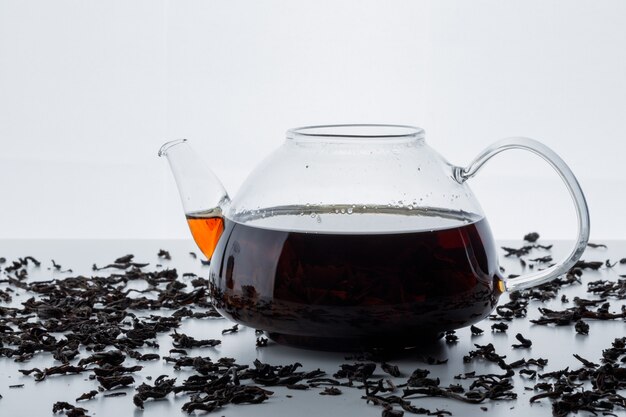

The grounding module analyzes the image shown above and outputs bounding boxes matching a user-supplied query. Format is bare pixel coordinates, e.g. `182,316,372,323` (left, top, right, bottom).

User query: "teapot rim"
286,124,425,142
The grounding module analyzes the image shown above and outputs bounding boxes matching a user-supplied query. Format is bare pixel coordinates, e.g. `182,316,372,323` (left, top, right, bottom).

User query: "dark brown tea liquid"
197,207,504,350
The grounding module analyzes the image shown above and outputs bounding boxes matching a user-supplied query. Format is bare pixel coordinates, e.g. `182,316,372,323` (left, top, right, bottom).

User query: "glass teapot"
159,124,589,350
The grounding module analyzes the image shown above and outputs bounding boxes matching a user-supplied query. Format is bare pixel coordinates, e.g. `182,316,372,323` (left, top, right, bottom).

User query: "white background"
0,0,625,240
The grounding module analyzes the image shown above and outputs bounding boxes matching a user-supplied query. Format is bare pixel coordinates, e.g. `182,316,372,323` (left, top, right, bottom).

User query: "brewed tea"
205,207,504,349
186,212,224,259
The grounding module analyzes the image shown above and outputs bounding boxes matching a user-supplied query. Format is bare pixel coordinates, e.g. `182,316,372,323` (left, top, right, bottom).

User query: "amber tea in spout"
186,211,224,259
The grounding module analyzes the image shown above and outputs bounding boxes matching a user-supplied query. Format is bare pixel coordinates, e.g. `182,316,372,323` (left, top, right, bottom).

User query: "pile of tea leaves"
1,236,626,416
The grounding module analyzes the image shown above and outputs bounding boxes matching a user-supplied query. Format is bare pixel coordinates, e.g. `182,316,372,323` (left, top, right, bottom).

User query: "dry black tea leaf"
587,243,607,249
97,375,135,390
491,322,509,332
114,254,134,264
134,353,160,361
518,369,536,378
103,392,127,397
320,386,342,395
78,351,126,367
575,320,590,335
133,375,176,409
75,390,98,402
524,232,540,242
574,260,603,270
222,324,239,335
19,364,87,381
52,402,90,417
470,325,484,335
572,354,597,368
334,363,376,382
381,408,404,417
512,333,532,349
445,331,458,344
529,256,553,263
381,363,401,377
170,330,221,348
157,249,171,260
22,256,41,267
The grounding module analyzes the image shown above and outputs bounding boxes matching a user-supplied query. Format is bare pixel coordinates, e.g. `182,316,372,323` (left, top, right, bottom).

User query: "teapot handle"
453,137,590,292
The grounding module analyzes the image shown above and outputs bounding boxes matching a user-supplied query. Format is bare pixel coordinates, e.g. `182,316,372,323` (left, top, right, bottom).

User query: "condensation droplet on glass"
347,207,353,214
408,205,414,210
310,212,316,218
316,215,322,223
341,208,346,214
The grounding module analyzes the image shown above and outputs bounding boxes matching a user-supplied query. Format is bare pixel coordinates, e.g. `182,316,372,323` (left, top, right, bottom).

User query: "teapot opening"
287,124,424,143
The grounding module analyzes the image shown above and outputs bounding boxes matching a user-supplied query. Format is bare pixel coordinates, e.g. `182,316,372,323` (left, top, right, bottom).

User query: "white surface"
0,238,625,416
0,1,625,239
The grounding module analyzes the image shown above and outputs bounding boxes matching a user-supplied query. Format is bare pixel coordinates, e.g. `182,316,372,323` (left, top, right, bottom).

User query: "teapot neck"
286,124,425,144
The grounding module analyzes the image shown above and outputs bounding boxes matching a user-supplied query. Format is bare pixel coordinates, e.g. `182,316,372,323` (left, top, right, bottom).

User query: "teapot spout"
159,139,230,259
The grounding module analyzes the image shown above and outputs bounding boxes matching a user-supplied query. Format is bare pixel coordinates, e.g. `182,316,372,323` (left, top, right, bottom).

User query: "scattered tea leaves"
1,239,625,416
